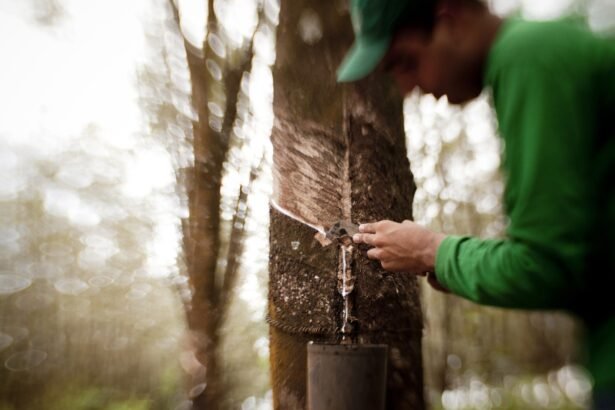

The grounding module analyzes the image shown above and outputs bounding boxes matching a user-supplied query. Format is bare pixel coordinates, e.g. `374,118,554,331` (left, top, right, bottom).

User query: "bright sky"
0,0,182,278
0,0,147,146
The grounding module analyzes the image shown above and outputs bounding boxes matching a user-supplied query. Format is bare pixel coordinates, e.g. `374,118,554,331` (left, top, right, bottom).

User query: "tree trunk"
182,40,226,410
172,1,258,407
269,1,425,409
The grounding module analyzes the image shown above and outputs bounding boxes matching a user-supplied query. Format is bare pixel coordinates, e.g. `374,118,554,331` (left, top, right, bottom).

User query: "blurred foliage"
0,0,188,409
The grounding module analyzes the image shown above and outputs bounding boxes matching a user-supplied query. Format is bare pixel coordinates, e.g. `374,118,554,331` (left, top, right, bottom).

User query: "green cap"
336,0,414,82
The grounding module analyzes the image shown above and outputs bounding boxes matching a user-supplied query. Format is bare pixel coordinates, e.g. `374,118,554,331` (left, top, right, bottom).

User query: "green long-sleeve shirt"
435,18,615,391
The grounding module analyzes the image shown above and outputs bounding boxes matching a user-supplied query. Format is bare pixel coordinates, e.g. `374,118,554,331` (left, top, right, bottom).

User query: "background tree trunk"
269,1,425,408
171,1,261,407
179,5,227,406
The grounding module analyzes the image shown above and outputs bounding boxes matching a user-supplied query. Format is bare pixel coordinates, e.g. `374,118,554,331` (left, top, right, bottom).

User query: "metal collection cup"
307,343,388,410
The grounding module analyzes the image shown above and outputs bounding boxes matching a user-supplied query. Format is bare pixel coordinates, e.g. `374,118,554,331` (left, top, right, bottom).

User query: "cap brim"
336,36,391,83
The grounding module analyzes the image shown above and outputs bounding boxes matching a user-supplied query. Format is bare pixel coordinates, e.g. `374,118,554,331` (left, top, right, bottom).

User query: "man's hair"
394,1,437,32
394,0,486,32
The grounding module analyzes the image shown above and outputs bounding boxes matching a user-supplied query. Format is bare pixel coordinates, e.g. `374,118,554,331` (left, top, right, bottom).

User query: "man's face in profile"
380,22,483,104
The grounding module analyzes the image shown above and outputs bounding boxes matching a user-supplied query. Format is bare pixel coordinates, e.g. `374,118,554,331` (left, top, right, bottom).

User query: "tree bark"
269,1,425,409
171,1,259,407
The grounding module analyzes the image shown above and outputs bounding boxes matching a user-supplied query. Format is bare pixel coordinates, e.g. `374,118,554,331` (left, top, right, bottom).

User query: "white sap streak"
269,199,326,235
342,246,349,326
340,244,354,337
341,246,346,292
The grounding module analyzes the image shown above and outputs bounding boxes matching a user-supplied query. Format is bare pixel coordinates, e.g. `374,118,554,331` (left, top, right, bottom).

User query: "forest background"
0,0,613,409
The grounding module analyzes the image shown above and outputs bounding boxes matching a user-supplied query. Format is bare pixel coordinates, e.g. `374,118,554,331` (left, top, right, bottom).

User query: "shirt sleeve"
434,63,594,310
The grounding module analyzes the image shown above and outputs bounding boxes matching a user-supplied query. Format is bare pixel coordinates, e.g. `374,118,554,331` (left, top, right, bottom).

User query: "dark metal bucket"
306,343,388,410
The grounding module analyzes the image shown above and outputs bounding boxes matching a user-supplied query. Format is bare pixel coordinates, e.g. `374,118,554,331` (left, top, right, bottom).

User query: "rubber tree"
268,1,425,408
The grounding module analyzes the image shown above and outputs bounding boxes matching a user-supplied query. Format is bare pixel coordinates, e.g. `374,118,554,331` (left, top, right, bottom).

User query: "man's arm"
356,59,594,310
433,55,595,309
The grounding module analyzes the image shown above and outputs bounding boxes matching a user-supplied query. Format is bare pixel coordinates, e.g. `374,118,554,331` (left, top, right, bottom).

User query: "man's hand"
352,220,449,291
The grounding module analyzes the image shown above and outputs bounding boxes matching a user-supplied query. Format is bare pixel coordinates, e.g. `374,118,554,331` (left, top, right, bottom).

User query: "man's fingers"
366,247,382,260
359,222,378,233
352,233,376,245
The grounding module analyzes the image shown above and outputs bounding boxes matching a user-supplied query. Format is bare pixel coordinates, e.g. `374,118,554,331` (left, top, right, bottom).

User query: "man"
338,0,615,407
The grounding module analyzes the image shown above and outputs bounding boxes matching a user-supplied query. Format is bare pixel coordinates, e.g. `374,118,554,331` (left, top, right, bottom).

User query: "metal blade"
325,221,359,242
